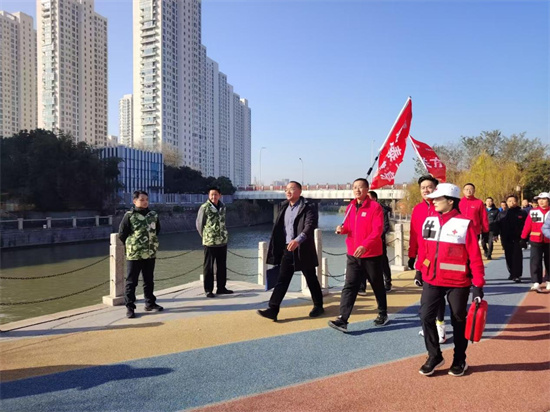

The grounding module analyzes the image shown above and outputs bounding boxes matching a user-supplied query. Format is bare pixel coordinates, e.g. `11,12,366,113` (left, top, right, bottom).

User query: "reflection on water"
0,212,394,324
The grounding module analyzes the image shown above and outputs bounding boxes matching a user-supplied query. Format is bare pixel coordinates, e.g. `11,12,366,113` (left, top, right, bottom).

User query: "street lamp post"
259,147,267,186
299,157,304,185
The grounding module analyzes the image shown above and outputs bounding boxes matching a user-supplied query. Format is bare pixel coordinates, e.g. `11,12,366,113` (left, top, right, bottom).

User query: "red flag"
408,135,447,182
370,98,412,189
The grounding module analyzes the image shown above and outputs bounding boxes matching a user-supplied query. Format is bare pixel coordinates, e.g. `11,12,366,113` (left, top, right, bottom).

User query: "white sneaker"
546,282,550,291
531,282,542,293
436,320,446,343
418,329,424,337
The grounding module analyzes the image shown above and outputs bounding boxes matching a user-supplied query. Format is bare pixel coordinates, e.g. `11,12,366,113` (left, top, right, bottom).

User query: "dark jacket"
496,206,527,241
266,197,318,271
381,203,392,236
486,206,499,233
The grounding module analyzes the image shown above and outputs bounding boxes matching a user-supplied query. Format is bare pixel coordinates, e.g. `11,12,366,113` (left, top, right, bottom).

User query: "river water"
0,212,395,324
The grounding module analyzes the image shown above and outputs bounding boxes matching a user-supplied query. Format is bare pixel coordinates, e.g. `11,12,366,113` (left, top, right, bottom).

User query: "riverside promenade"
1,245,549,412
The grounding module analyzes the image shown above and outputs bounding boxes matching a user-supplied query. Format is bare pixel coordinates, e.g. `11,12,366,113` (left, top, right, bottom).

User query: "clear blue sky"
3,0,549,185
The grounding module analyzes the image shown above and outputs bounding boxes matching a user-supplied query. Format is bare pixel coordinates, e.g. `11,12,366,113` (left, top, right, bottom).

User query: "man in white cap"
417,183,485,377
521,192,550,292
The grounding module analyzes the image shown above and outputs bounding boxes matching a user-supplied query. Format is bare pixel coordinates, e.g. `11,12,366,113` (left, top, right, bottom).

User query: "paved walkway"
1,245,549,412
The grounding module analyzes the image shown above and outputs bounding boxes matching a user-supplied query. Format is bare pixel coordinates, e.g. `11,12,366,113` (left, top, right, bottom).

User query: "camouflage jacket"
118,208,160,260
196,200,228,247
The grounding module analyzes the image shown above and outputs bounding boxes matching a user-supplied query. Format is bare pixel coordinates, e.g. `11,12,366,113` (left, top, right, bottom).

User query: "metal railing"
1,226,410,307
0,216,113,231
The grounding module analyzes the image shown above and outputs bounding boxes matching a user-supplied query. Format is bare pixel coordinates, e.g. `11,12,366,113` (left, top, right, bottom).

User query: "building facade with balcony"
119,94,133,146
132,0,251,186
0,11,37,137
36,0,108,146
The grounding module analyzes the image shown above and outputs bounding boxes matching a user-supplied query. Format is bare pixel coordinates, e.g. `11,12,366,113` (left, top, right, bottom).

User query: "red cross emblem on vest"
452,230,458,235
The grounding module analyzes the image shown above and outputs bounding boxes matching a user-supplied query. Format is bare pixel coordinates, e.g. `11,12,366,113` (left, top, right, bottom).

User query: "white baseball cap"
427,183,461,199
534,192,550,200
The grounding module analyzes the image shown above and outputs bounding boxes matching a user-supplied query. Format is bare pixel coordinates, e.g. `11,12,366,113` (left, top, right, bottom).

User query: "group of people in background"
116,176,549,377
483,191,550,291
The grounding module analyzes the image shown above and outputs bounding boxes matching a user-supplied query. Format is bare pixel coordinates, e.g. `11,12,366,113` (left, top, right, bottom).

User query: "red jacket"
418,209,485,288
459,196,489,236
521,207,550,244
408,200,436,261
340,198,383,258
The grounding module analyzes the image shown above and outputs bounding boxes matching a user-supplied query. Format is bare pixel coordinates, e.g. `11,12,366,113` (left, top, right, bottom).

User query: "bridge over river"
234,184,406,202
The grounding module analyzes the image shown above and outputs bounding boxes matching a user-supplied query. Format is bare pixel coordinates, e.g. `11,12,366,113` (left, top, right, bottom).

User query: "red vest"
521,207,550,244
418,209,485,288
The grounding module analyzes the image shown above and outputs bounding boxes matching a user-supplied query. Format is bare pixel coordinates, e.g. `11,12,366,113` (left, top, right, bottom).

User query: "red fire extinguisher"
465,299,488,343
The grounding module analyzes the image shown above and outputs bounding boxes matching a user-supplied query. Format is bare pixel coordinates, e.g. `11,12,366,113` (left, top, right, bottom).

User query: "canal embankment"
0,201,273,249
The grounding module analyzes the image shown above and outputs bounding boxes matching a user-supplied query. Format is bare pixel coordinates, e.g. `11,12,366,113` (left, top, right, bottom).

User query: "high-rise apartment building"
133,0,251,185
119,94,133,146
201,58,251,187
133,0,201,168
0,11,37,137
36,0,108,146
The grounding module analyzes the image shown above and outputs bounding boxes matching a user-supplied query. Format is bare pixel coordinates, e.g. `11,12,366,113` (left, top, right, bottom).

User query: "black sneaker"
374,314,389,326
513,278,521,283
328,318,348,333
448,361,468,376
486,256,492,260
385,283,392,292
357,289,367,296
216,288,234,295
257,308,278,321
144,303,164,312
205,292,215,298
309,306,324,317
126,307,135,319
419,355,445,376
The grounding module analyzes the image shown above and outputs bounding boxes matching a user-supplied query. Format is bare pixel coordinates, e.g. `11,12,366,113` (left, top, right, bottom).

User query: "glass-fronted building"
101,146,164,203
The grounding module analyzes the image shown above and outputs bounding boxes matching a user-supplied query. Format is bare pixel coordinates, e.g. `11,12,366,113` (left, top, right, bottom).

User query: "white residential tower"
0,11,37,137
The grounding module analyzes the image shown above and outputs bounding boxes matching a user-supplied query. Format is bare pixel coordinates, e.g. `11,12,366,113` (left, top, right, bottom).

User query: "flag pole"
408,135,430,173
366,96,412,178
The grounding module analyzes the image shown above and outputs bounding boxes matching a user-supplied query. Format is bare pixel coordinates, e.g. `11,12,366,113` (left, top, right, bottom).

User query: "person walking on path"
499,201,507,212
357,190,392,294
196,186,233,297
417,183,485,377
522,199,533,214
496,195,527,283
408,175,447,344
459,183,489,240
482,197,500,260
119,190,163,319
257,181,324,321
328,178,388,333
541,216,550,244
520,192,550,292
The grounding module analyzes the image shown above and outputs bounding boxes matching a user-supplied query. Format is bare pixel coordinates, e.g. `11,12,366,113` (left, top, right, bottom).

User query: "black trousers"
269,249,323,312
340,254,387,322
203,245,227,293
481,232,496,258
125,258,157,309
420,283,470,363
501,238,523,279
530,242,550,284
360,240,391,289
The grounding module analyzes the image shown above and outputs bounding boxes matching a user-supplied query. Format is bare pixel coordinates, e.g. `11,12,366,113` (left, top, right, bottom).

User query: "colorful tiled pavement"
1,248,549,412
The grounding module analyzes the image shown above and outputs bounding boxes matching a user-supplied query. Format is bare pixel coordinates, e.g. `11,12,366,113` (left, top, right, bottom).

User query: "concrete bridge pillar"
103,233,125,306
258,241,267,286
302,229,328,297
390,223,408,271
